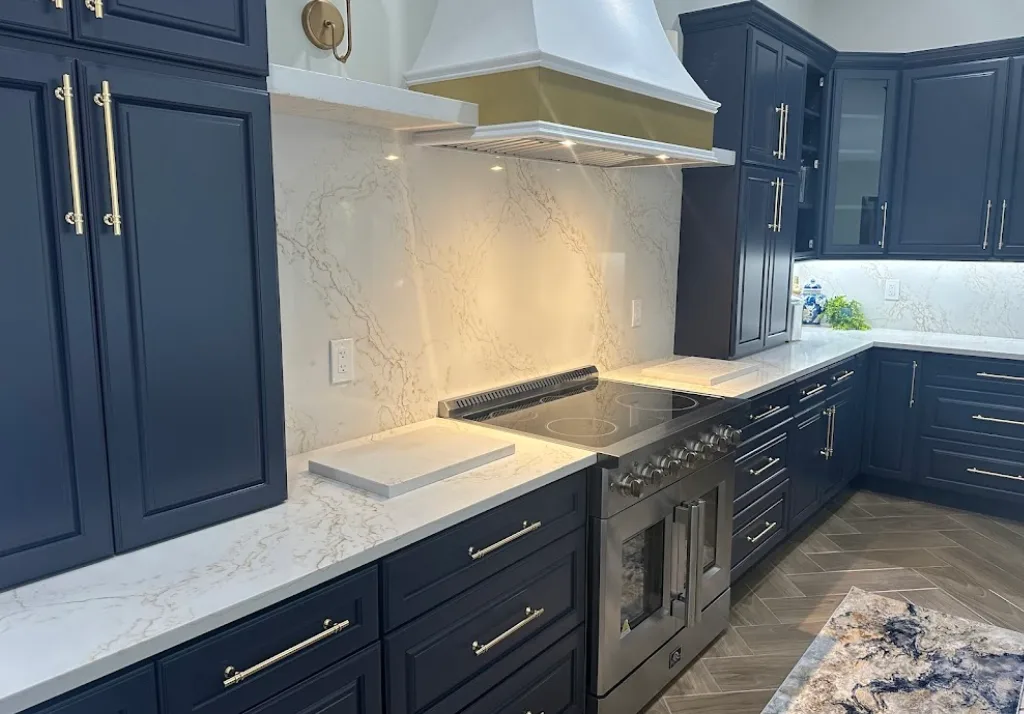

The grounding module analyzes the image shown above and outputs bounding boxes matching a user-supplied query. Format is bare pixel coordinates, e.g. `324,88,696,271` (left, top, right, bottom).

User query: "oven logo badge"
669,647,683,668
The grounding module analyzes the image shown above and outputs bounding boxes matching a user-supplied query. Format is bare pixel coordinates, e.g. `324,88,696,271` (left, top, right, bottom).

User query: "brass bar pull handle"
768,179,780,231
469,521,541,560
879,202,888,249
93,81,122,236
829,405,836,457
972,414,1024,427
84,0,103,18
777,178,785,231
801,384,827,399
977,371,1024,382
52,0,65,9
781,104,790,160
983,199,993,249
999,199,1008,250
55,74,85,235
773,105,785,159
747,520,778,544
749,457,780,477
967,467,1024,482
751,405,783,423
833,370,855,385
472,607,545,656
909,360,918,408
223,618,350,687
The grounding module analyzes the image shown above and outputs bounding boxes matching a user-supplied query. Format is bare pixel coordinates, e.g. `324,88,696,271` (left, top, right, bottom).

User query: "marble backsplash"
799,259,1024,338
272,114,683,454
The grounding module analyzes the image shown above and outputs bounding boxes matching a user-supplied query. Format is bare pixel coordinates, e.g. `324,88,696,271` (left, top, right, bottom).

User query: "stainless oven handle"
687,500,705,625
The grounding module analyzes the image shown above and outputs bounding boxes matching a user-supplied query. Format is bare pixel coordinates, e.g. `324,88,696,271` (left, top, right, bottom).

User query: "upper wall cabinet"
0,0,71,38
744,30,808,173
996,56,1024,258
821,70,900,256
889,59,1010,257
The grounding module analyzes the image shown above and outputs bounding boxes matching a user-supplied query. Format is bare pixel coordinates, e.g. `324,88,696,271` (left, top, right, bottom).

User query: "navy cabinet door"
72,0,267,75
764,170,797,349
821,70,900,256
35,666,158,714
0,46,113,590
890,59,1009,257
0,0,70,37
862,351,921,481
778,46,807,174
743,30,784,168
996,57,1024,258
789,407,828,527
79,61,285,550
734,166,777,357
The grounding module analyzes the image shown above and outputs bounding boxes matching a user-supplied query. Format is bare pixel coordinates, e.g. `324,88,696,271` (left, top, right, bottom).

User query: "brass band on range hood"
410,67,715,151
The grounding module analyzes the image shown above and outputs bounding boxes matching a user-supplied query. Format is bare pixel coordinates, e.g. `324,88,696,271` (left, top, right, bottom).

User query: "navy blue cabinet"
71,0,268,76
996,56,1024,258
890,59,1010,257
78,60,284,550
0,0,70,38
821,69,900,256
788,406,828,527
31,666,158,714
779,46,808,174
766,168,797,347
862,351,921,481
742,31,807,172
0,45,114,590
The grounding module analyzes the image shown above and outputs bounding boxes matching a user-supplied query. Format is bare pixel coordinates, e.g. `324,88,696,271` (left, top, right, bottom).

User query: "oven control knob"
713,424,742,446
641,462,670,485
615,474,645,498
668,447,699,468
700,432,728,453
685,439,711,460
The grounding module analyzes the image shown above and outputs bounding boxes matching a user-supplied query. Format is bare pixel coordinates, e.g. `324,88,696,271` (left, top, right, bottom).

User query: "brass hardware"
469,521,541,560
909,360,918,408
52,0,65,9
967,467,1024,482
801,384,827,399
472,607,545,656
751,405,783,423
977,371,1024,382
747,520,778,544
781,104,790,160
773,105,785,159
55,74,84,235
983,199,993,249
93,81,122,236
84,0,103,18
999,199,1008,250
302,0,353,63
833,370,855,385
223,618,350,687
749,457,781,478
879,202,888,249
829,405,836,457
777,177,785,231
769,179,780,232
972,414,1024,428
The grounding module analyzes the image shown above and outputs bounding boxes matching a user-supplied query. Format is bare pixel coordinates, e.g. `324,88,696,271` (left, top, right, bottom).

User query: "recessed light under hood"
405,0,734,169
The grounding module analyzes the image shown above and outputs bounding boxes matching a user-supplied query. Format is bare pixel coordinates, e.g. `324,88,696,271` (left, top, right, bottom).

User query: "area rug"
762,588,1024,714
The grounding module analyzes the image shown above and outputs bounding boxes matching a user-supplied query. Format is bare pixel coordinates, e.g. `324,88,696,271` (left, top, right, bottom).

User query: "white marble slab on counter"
0,419,595,714
605,327,1024,399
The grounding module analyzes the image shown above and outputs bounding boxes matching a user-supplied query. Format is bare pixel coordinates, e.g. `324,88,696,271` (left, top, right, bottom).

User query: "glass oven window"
620,522,665,637
701,490,719,573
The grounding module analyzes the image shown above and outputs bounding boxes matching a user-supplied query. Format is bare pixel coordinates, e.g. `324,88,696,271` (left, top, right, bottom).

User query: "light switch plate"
631,299,643,328
884,279,900,301
330,338,354,384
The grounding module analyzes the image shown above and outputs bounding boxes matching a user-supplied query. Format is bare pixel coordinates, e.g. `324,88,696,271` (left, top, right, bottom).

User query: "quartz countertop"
0,419,596,714
604,327,1024,398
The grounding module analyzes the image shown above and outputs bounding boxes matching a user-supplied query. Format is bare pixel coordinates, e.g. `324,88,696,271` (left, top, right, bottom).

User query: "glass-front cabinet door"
822,69,900,256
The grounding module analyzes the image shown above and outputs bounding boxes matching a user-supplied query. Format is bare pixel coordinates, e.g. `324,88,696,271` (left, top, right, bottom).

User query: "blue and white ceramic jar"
802,279,827,325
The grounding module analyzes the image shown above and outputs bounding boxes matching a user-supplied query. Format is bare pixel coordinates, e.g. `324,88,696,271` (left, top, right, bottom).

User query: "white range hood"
406,0,734,169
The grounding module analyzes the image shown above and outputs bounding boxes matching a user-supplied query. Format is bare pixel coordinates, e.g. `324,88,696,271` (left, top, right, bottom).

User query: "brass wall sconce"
302,0,353,63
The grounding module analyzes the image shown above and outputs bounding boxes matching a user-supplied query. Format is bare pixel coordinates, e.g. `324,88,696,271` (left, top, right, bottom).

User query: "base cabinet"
30,667,157,714
789,407,829,527
862,351,922,480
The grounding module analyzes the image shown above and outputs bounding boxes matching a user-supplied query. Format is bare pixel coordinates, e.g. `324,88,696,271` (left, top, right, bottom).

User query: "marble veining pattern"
764,588,1024,714
799,260,1024,338
0,420,595,714
273,113,682,454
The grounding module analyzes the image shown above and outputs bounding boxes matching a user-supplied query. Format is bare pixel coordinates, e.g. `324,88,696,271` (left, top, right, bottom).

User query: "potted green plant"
822,295,870,331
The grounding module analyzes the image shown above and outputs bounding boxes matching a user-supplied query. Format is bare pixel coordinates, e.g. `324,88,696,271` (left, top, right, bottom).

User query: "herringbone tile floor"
643,489,1024,714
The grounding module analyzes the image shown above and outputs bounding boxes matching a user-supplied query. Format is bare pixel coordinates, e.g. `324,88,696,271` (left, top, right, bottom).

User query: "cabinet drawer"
742,386,793,443
159,566,379,714
444,627,585,714
385,530,586,714
383,471,586,630
922,386,1024,449
918,438,1024,501
923,354,1024,396
826,355,864,392
244,644,382,714
792,372,831,410
735,431,788,512
732,480,789,578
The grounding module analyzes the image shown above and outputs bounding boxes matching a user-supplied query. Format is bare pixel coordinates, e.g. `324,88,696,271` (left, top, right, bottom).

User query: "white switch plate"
330,338,354,384
631,299,643,328
884,279,901,301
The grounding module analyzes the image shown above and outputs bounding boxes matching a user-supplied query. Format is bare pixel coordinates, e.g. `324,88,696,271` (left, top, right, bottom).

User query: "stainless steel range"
439,367,749,714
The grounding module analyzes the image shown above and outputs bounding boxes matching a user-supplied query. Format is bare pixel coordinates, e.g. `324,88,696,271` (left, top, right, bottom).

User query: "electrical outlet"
330,338,354,384
631,299,643,328
884,279,901,301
